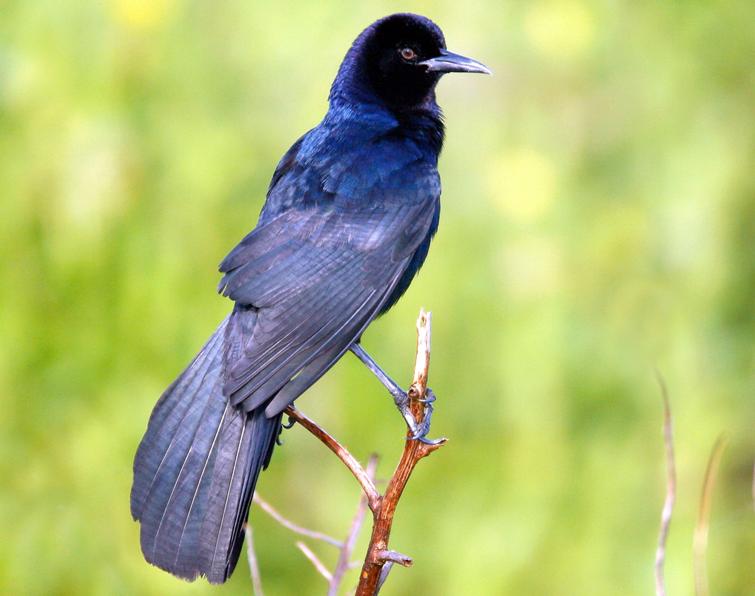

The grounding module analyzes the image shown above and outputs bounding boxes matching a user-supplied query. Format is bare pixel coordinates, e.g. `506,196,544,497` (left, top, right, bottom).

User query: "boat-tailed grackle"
131,12,489,583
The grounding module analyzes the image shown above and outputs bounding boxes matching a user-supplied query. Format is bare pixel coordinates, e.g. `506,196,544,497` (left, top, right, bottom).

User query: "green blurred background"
1,1,753,594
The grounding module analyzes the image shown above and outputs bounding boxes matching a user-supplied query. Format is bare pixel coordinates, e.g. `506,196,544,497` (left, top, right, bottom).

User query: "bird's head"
330,13,490,111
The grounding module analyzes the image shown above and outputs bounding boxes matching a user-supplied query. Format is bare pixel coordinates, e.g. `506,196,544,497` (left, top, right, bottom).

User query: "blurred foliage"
1,1,753,594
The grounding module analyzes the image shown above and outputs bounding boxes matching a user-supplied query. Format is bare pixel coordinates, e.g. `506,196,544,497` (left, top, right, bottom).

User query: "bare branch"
356,309,447,596
296,541,333,582
411,309,431,389
250,310,446,596
244,523,264,596
694,434,728,596
329,455,378,596
284,406,381,512
252,458,379,593
654,372,676,596
253,493,343,548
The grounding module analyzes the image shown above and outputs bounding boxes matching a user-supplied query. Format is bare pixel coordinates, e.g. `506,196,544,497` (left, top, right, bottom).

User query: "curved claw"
417,388,436,404
282,416,297,429
409,435,446,446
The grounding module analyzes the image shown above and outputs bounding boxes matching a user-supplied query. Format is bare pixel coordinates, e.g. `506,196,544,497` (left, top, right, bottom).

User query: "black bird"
131,13,489,583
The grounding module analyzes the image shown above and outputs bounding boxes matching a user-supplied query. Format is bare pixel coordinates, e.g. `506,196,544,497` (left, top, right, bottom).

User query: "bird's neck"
326,97,445,158
395,105,445,157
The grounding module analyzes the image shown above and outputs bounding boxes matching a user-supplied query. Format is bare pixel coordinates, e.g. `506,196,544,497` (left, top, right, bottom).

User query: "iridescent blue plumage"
131,12,486,584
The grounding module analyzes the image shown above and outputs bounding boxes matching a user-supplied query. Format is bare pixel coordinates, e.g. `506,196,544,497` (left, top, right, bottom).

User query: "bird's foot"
276,415,297,445
393,387,443,445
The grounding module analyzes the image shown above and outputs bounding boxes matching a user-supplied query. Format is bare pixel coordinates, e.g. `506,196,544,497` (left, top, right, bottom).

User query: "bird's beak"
420,49,491,75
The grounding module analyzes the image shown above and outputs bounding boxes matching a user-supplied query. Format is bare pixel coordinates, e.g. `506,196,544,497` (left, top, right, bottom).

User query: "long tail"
131,317,281,583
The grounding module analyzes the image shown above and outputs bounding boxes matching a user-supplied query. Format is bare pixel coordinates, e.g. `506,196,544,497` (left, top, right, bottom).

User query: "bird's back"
261,103,443,219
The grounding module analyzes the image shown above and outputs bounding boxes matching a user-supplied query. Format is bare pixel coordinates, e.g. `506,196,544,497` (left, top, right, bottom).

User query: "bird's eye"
399,47,417,62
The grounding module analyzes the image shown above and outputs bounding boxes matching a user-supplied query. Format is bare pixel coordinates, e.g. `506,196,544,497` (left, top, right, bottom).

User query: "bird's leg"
349,343,440,444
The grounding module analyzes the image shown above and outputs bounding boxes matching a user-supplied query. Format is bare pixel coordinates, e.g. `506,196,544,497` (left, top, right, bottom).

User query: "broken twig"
244,523,264,596
693,434,728,596
654,373,676,596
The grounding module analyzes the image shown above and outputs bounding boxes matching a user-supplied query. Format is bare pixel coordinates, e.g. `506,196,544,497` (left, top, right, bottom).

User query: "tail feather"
201,407,279,581
131,317,281,583
131,327,224,523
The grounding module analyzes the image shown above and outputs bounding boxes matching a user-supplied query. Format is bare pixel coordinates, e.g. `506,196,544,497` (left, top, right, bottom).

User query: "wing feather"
216,198,437,415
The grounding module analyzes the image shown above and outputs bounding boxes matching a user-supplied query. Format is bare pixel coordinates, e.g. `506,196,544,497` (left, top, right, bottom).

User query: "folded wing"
217,199,436,417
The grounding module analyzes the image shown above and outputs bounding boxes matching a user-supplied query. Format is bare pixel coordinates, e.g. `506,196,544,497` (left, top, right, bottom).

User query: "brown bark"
354,310,446,595
280,309,446,595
